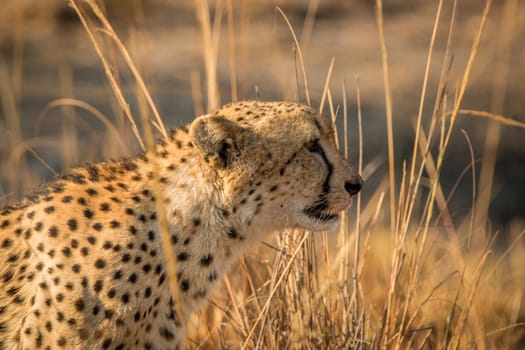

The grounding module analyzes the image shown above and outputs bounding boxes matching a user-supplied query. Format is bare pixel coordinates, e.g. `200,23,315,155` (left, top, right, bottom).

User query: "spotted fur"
0,101,362,349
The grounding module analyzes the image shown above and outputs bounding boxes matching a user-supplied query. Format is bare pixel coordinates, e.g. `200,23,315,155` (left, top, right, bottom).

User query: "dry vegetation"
1,0,525,349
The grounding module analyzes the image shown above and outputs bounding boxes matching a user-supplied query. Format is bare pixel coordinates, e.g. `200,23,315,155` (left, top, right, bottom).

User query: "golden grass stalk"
374,0,396,234
404,0,444,232
437,0,492,166
460,129,477,249
400,0,456,245
337,83,349,282
86,0,167,138
276,7,311,106
319,57,335,114
474,0,517,236
457,109,525,130
353,75,365,341
226,0,238,102
69,0,145,149
194,0,223,112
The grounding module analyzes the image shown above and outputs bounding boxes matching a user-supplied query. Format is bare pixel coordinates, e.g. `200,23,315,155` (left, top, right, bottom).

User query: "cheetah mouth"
303,197,352,223
303,206,339,222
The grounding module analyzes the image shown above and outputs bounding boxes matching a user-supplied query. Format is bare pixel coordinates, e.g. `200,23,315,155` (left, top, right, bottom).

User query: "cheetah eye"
305,139,322,154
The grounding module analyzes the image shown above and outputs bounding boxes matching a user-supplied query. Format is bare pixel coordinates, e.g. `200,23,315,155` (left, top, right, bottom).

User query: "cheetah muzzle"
0,101,362,349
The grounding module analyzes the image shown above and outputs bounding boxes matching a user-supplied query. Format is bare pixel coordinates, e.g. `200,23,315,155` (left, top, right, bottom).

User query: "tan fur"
0,101,361,349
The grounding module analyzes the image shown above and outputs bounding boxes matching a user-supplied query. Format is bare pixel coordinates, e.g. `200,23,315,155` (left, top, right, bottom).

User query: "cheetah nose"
344,175,363,196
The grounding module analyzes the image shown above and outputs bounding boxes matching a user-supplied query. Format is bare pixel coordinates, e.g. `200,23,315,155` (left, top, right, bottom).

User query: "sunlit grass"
0,0,524,349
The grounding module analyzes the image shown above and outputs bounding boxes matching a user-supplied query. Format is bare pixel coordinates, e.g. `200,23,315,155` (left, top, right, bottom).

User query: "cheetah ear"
189,115,243,168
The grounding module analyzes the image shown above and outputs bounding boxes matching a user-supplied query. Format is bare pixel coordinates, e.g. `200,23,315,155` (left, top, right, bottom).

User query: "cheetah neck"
157,130,251,317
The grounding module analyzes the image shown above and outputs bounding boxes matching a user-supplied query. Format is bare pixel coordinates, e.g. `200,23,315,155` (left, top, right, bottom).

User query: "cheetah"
0,101,362,349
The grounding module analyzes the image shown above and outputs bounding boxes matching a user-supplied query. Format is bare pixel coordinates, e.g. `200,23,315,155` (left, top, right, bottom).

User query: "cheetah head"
189,101,362,234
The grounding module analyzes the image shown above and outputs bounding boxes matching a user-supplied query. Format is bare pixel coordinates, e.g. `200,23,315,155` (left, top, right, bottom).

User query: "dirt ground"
0,0,524,231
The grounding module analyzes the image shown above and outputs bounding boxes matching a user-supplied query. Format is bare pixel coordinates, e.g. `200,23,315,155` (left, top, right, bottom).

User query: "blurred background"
0,0,524,237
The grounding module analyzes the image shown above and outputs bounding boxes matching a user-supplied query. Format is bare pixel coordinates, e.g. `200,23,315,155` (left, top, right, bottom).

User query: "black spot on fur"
86,164,100,181
51,183,65,193
2,270,13,283
180,279,190,292
128,273,137,283
110,196,122,203
147,231,155,241
34,222,43,232
62,173,86,184
48,226,58,238
67,219,78,231
117,183,129,191
95,259,106,269
94,280,103,293
83,209,94,219
1,238,12,248
159,327,175,340
200,254,214,266
74,298,85,312
208,271,218,281
57,336,67,347
177,252,188,261
61,247,71,257
122,159,138,171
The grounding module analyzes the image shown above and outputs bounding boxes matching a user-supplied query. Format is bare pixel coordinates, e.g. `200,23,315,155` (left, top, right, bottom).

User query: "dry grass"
1,0,524,349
